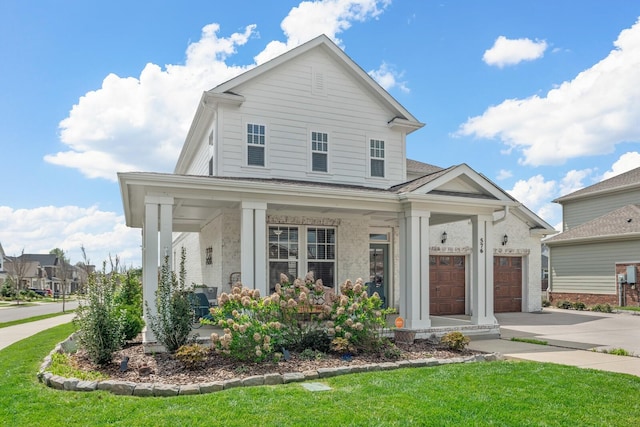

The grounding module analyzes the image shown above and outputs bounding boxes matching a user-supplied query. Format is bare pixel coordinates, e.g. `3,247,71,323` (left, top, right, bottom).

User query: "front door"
494,256,523,312
430,255,466,315
369,243,388,308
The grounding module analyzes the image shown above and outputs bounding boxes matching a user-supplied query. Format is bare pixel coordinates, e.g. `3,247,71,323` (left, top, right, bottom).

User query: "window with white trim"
370,139,385,177
247,123,266,167
311,131,328,172
267,225,335,291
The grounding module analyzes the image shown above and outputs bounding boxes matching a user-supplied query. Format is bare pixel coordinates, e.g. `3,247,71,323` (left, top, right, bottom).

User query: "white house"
118,35,555,349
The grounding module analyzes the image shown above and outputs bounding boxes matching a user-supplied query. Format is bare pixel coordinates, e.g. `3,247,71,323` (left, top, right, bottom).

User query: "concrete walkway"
0,313,76,351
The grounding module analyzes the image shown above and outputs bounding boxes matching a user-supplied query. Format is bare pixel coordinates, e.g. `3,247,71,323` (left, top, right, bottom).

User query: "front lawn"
1,323,640,426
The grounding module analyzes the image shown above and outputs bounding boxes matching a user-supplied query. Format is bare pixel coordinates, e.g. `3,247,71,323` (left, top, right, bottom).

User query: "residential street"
0,300,79,323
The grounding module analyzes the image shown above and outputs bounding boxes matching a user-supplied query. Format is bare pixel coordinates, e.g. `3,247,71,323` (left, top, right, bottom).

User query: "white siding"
549,241,640,294
217,49,406,187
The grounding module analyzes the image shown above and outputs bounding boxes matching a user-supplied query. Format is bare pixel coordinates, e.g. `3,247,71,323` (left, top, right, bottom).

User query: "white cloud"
368,62,409,93
50,1,391,181
458,17,640,166
559,168,593,195
482,36,548,68
0,205,141,267
496,169,513,180
601,151,640,180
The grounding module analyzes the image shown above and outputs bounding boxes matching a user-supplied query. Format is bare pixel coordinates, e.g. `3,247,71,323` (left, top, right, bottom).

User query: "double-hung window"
268,225,335,290
370,139,385,178
247,123,266,167
311,131,328,172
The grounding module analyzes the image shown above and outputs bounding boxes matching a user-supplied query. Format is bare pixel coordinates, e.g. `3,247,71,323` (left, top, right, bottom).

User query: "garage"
429,255,466,315
494,256,523,312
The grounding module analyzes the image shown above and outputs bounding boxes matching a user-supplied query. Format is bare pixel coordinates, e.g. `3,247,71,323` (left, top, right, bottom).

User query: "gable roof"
545,204,640,244
406,159,444,176
210,34,423,127
554,166,640,203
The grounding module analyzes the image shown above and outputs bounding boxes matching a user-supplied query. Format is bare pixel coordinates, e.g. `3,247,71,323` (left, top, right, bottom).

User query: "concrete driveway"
496,307,640,354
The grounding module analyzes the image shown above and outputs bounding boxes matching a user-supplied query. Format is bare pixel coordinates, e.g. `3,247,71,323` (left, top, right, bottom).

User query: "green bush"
74,263,126,365
0,280,15,298
145,248,194,352
541,299,551,307
116,270,144,340
440,331,470,351
591,303,613,313
175,343,209,369
556,300,573,309
573,301,586,311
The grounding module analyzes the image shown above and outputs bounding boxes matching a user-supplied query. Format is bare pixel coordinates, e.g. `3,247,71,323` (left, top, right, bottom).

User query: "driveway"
495,307,640,354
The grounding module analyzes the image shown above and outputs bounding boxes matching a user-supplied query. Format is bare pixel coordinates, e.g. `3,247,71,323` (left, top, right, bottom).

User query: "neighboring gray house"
545,167,640,306
0,242,6,284
119,35,555,350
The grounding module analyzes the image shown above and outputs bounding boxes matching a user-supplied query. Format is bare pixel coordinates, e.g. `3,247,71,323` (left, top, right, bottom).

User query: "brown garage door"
430,255,466,315
494,256,522,313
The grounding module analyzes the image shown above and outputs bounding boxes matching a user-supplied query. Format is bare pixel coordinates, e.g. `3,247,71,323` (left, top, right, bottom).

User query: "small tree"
145,248,193,352
74,262,126,365
116,268,145,341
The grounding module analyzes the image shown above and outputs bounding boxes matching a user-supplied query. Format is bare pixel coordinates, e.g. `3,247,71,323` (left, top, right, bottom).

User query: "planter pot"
394,329,416,344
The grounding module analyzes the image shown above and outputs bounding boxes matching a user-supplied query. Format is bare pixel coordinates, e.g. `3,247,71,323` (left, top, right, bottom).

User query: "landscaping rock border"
38,334,503,397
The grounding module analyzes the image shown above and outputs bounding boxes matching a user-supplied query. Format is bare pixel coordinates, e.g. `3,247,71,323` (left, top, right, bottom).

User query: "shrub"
145,248,193,352
116,270,144,340
572,301,586,311
299,348,327,360
175,343,209,369
74,263,126,365
0,280,15,298
591,303,613,313
440,331,470,351
294,328,331,353
541,299,551,307
556,300,573,309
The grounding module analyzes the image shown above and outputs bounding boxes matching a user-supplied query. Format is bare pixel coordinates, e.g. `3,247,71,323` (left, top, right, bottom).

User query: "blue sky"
1,0,640,267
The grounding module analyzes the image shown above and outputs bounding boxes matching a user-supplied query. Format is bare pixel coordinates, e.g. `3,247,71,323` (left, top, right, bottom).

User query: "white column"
159,201,173,267
142,196,174,346
240,201,267,294
471,215,496,325
398,208,431,329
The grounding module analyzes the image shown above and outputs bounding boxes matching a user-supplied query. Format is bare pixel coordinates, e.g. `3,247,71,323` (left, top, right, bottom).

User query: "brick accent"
548,292,618,306
616,263,640,307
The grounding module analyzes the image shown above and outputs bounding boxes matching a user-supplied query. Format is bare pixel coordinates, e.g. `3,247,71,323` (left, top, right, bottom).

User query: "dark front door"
369,244,388,308
430,255,466,315
494,256,523,312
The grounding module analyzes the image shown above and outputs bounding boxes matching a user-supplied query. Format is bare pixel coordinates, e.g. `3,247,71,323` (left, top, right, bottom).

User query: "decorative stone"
179,384,201,395
283,372,305,383
200,381,224,393
303,370,319,380
378,362,399,371
133,383,154,396
153,384,179,397
49,375,65,390
63,378,79,390
264,374,284,385
75,380,98,392
223,378,242,389
41,372,53,385
242,376,265,387
98,380,136,395
396,360,413,368
317,366,351,378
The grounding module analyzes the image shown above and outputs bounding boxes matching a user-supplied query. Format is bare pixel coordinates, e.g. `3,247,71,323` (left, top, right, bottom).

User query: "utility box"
618,273,626,284
627,266,637,284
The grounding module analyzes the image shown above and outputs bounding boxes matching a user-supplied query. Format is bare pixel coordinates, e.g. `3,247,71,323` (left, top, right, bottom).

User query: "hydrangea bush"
207,272,394,362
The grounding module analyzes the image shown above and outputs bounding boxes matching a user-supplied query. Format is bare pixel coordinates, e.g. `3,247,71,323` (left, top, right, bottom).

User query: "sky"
1,0,640,267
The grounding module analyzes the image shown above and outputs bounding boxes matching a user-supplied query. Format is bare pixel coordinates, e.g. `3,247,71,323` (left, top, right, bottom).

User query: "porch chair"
189,292,212,320
203,286,218,307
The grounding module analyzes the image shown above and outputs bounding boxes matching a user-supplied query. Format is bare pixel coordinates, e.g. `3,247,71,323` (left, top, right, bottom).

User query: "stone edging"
38,334,504,397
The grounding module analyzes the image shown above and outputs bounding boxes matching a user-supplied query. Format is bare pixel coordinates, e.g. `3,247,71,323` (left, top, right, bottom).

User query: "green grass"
2,325,640,426
597,348,632,356
0,311,74,329
510,337,549,345
616,306,640,312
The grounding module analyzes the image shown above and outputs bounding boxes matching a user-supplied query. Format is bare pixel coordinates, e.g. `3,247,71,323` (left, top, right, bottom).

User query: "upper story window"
311,131,328,172
370,139,385,178
247,123,266,167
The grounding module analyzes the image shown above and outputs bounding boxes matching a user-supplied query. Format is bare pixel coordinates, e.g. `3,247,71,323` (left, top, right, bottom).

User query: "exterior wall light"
441,231,447,244
502,234,509,246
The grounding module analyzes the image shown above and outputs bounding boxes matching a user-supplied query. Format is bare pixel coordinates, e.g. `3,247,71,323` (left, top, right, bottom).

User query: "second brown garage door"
430,255,466,315
494,256,522,312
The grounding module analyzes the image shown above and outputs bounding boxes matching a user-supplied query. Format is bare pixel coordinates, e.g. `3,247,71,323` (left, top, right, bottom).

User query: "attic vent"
312,69,327,96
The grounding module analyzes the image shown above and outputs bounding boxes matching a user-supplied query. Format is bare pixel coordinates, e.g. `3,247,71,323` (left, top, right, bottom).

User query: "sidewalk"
468,338,640,377
0,313,76,351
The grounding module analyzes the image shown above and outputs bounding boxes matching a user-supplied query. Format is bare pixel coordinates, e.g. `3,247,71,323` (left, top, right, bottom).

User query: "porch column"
142,195,174,346
398,208,431,329
471,214,496,325
240,201,268,297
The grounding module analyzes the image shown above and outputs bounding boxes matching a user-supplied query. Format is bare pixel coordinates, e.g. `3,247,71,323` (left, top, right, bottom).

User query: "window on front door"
247,123,266,167
311,131,328,172
267,225,335,291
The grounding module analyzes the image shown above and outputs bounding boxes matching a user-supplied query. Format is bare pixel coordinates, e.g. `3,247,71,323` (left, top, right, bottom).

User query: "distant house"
545,167,640,306
119,35,555,349
0,242,6,284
